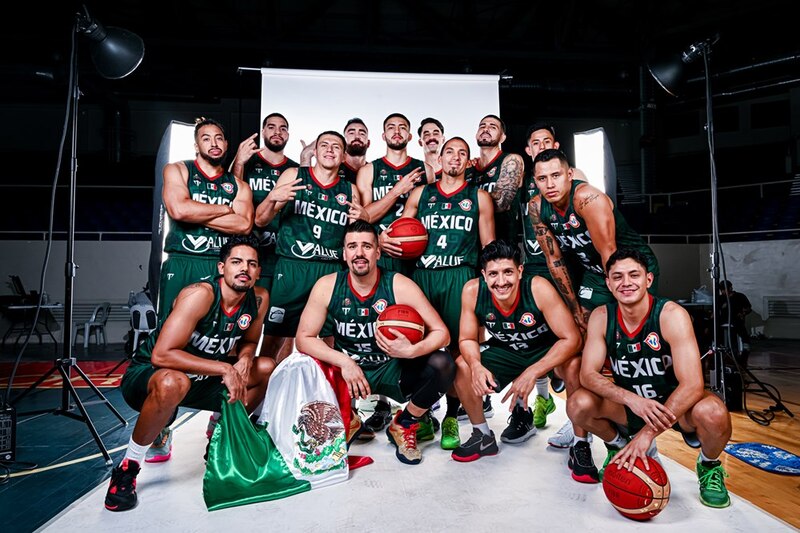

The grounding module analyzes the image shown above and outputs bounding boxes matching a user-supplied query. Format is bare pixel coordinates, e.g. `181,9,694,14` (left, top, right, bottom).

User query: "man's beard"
446,166,462,177
265,138,287,153
477,137,499,148
199,151,225,167
346,142,368,157
386,139,408,150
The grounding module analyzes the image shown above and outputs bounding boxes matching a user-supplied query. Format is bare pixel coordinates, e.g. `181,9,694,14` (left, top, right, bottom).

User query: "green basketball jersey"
326,269,397,370
244,153,298,261
275,167,353,261
539,180,659,276
475,275,558,353
370,156,426,232
135,276,259,365
415,182,481,270
338,161,359,185
163,160,239,257
604,296,677,433
466,151,521,243
519,169,546,269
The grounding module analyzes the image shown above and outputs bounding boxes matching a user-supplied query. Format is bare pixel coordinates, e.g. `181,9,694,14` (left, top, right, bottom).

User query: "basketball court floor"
35,393,795,532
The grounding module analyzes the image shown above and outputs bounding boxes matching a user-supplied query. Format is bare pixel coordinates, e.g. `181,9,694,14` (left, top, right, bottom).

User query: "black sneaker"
550,375,566,393
451,428,499,462
456,396,494,421
500,405,537,444
568,441,600,484
104,459,141,511
364,402,393,432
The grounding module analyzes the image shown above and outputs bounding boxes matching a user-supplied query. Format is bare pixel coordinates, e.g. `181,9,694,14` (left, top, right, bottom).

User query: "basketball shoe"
440,416,461,450
451,428,498,462
386,412,422,465
568,440,600,483
416,412,439,442
547,419,575,448
457,395,494,421
104,459,141,512
500,404,536,444
144,427,172,463
364,400,393,432
532,395,556,428
696,457,731,508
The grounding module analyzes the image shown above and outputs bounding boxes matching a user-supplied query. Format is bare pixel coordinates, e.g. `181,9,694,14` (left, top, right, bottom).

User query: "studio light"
77,5,145,80
11,4,145,464
646,35,718,97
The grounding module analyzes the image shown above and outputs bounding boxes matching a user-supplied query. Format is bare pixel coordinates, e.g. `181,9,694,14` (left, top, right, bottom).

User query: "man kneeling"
452,240,587,477
568,248,732,508
105,235,274,511
296,220,453,465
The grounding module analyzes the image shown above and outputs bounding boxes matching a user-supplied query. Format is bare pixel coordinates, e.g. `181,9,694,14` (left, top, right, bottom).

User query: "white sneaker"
547,419,575,448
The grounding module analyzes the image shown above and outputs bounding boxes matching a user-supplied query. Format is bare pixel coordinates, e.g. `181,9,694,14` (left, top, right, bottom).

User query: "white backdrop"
259,68,500,162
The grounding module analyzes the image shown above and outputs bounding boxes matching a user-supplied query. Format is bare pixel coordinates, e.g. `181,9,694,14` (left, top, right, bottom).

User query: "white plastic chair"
73,302,111,348
129,302,157,349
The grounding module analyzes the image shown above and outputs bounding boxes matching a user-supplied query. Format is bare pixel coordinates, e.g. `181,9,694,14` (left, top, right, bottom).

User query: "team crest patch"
567,213,580,228
343,297,351,306
428,195,437,203
335,193,348,205
380,169,388,176
487,167,497,177
459,199,472,211
644,332,661,350
486,312,496,321
221,182,234,194
520,312,535,326
373,299,388,314
238,314,252,329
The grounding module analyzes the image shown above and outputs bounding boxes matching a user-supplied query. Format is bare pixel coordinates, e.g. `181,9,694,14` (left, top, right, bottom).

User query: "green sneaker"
696,457,731,508
440,416,461,450
533,395,556,428
416,412,436,442
598,443,622,481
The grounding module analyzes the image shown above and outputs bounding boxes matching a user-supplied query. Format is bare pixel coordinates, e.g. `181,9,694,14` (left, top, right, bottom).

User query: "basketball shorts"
377,255,415,278
264,257,343,337
120,357,236,413
412,266,474,346
255,252,278,292
361,359,405,403
158,254,219,322
478,340,550,392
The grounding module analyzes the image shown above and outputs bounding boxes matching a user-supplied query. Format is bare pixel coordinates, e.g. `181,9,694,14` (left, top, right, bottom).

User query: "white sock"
699,450,718,463
573,435,590,445
606,432,627,449
474,422,491,436
124,437,150,464
536,377,550,399
515,398,526,409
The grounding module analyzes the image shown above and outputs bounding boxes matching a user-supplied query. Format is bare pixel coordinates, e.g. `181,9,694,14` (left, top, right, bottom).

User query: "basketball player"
296,220,453,465
105,235,274,512
357,112,427,276
418,117,445,181
155,117,254,461
461,114,525,418
381,136,495,450
568,249,732,507
299,118,371,185
259,131,362,362
521,123,588,444
451,240,585,469
231,113,298,295
528,148,659,333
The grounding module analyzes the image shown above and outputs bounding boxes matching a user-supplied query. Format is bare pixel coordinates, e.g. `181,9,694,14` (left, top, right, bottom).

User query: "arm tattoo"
491,156,522,212
578,192,600,211
545,234,556,255
256,296,263,308
528,197,542,225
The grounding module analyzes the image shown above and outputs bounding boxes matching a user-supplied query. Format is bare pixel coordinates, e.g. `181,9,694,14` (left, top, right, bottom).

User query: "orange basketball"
387,217,428,259
602,458,671,521
376,304,425,344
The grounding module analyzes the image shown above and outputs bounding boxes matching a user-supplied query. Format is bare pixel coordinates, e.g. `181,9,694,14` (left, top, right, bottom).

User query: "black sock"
396,408,418,426
375,399,390,412
445,395,460,418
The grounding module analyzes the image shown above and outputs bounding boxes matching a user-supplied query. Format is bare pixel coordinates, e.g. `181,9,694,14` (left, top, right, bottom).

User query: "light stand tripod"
649,37,793,423
9,7,144,464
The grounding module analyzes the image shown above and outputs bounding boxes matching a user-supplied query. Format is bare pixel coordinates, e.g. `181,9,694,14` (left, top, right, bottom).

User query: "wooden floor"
636,341,799,529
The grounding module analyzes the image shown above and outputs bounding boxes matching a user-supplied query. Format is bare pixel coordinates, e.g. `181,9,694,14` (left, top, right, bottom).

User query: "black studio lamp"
76,5,145,79
647,35,718,97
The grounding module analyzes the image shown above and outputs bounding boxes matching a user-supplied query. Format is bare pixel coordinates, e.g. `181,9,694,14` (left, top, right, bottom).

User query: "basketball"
376,304,425,344
387,217,428,259
602,458,671,521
